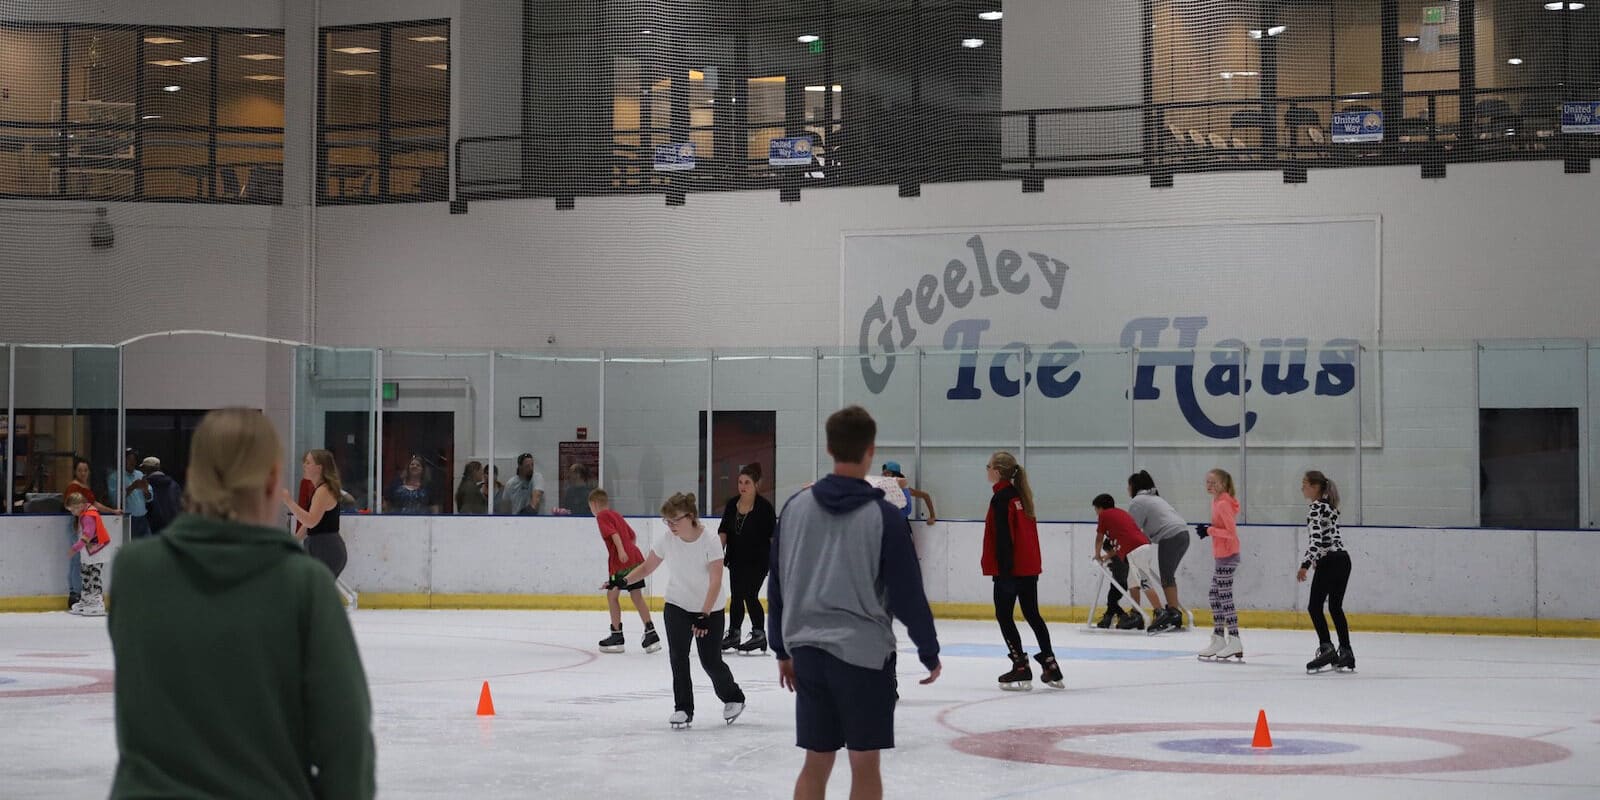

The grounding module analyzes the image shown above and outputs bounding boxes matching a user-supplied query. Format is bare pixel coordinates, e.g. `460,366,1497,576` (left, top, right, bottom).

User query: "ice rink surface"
3,609,1597,799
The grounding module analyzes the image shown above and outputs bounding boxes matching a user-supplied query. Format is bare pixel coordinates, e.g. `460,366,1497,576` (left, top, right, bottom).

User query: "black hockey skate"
640,624,661,653
1034,653,1064,689
1147,607,1180,635
1306,642,1339,673
736,629,768,655
1334,645,1356,673
1095,607,1118,629
598,626,625,654
720,628,740,652
1116,610,1145,630
998,650,1033,691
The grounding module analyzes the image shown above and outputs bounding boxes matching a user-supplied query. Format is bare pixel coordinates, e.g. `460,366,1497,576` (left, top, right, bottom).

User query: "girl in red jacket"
1197,468,1243,662
983,452,1062,691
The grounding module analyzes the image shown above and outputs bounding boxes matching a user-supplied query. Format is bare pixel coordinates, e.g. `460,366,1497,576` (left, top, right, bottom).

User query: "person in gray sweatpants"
1127,469,1192,632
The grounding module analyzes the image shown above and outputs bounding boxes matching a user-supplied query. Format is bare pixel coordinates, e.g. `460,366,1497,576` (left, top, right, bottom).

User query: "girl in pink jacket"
1198,469,1242,662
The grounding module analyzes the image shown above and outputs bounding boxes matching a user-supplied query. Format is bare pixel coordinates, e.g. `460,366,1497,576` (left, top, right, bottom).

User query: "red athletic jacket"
982,481,1041,577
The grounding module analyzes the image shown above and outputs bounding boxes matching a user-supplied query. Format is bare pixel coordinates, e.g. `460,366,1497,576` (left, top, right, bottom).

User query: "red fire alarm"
576,427,588,440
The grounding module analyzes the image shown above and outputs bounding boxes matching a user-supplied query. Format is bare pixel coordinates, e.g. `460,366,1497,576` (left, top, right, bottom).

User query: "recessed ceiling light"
334,46,379,54
239,53,283,61
180,56,208,63
244,74,284,81
410,35,448,42
144,36,182,45
162,85,181,92
425,63,448,70
796,34,820,43
336,69,376,76
978,10,1003,21
1507,57,1524,65
961,38,985,48
1403,36,1420,43
147,59,186,67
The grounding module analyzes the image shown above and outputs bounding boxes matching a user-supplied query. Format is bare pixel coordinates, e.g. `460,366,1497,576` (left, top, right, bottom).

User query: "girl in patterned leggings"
1197,469,1243,661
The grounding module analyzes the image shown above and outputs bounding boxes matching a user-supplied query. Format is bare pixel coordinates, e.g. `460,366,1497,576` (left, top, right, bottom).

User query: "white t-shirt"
651,525,726,613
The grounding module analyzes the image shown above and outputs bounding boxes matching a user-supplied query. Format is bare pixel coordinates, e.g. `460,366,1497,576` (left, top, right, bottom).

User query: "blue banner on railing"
1561,102,1600,134
768,136,814,166
1331,111,1383,143
652,143,696,172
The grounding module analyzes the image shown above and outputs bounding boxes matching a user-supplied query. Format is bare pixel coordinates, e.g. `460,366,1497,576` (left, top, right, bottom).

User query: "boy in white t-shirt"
617,492,746,729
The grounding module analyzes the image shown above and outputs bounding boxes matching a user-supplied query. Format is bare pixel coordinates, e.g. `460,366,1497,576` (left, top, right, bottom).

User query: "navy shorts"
792,647,898,752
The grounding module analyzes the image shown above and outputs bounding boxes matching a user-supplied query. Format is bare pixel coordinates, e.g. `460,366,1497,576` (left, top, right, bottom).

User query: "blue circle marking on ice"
1159,737,1361,757
0,677,17,686
908,644,1190,661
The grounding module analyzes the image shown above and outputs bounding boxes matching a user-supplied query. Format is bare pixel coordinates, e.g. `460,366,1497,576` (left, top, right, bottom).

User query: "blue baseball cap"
881,461,904,476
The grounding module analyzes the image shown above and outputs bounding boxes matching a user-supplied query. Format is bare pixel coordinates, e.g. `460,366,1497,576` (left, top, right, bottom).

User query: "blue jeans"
66,519,82,594
129,515,153,539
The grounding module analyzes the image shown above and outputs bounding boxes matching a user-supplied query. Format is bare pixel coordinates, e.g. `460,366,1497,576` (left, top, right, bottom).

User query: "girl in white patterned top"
1298,471,1355,673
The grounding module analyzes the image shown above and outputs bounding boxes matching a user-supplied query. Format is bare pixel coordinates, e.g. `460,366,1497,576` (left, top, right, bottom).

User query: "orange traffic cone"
476,681,496,717
1251,709,1273,748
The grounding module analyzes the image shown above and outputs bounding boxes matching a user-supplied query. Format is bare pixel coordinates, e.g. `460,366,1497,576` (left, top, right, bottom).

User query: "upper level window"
0,24,284,202
318,20,450,204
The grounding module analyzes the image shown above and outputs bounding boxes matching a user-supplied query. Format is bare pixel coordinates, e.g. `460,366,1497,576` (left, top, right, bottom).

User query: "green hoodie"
108,514,375,799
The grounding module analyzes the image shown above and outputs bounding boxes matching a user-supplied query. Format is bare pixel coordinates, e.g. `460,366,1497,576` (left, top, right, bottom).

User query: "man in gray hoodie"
769,405,941,800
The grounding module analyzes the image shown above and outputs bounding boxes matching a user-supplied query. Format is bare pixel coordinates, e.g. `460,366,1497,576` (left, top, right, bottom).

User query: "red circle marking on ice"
0,666,115,698
946,721,1571,776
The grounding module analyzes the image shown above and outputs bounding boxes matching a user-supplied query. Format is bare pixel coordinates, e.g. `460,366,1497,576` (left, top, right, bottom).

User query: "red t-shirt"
596,509,645,575
1096,507,1150,554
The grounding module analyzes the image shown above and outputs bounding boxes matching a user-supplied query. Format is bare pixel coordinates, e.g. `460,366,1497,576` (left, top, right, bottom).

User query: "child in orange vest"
66,492,113,616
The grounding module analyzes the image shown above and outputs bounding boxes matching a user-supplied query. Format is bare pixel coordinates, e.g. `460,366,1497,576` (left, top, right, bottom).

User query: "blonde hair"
304,448,343,500
588,488,609,506
64,492,86,510
186,408,282,522
660,492,698,523
988,451,1036,519
1208,468,1236,496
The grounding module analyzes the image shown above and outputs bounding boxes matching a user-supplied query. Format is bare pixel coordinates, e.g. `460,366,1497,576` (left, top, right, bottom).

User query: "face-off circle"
948,721,1571,775
0,667,115,698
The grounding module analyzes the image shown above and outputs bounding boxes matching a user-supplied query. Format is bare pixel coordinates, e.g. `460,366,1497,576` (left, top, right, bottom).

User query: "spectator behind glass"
67,457,118,515
561,463,596,516
455,461,488,515
497,453,544,515
385,454,437,515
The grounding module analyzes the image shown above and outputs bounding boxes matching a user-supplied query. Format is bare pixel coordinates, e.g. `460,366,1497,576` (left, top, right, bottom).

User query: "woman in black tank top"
282,449,348,578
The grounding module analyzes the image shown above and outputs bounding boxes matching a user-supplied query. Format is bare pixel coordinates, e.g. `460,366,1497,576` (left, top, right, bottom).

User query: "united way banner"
839,219,1380,445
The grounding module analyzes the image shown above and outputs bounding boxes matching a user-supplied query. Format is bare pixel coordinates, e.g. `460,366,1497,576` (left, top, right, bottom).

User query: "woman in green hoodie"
108,408,376,799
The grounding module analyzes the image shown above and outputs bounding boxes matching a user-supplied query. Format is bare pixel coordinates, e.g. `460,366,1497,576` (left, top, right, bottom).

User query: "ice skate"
722,701,745,725
77,598,106,617
1095,607,1118,629
1334,645,1356,673
640,625,661,653
669,710,692,729
1116,610,1145,631
1197,632,1225,661
1212,632,1244,662
720,627,740,652
1306,642,1338,673
1147,607,1179,635
1034,653,1064,689
998,649,1033,691
598,625,625,653
735,629,767,655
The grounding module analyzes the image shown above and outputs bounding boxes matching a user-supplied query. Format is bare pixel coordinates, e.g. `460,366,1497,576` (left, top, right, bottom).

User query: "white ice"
2,610,1597,799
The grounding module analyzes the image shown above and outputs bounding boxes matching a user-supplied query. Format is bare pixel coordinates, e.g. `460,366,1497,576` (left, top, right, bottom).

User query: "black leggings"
994,576,1054,658
727,564,767,632
305,533,348,579
663,604,745,716
1308,550,1352,648
1105,556,1130,609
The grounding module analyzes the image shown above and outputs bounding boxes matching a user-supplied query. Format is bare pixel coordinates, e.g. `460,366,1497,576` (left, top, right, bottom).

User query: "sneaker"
722,701,745,725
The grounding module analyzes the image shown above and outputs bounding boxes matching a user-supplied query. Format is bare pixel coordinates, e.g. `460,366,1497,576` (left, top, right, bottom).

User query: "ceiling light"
1544,1,1582,8
180,56,208,63
796,34,820,43
243,33,270,38
141,114,161,120
239,53,283,60
162,85,181,92
147,59,186,67
425,63,448,70
410,35,448,42
1572,2,1586,8
978,10,1003,20
803,85,843,92
244,74,284,81
144,36,182,45
1267,25,1287,36
1507,57,1524,65
1248,29,1264,39
336,69,376,76
961,38,986,48
1403,36,1420,43
1220,70,1259,79
641,28,653,34
334,46,379,54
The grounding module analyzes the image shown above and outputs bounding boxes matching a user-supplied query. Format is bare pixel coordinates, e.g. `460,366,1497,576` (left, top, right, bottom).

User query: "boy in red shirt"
591,489,660,654
1092,493,1174,632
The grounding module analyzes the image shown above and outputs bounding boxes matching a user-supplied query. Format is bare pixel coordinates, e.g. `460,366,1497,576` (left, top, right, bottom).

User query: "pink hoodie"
1210,493,1240,559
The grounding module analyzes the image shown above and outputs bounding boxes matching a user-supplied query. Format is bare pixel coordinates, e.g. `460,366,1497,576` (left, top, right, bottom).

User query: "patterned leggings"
1208,555,1240,635
80,564,104,602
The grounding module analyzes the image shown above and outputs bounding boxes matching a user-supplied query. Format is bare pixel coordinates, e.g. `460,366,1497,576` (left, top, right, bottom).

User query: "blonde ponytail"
185,408,281,522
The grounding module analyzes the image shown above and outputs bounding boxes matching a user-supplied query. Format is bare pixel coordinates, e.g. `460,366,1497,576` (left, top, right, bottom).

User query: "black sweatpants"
1308,550,1353,648
1105,556,1130,610
663,603,745,717
305,532,348,579
993,575,1054,658
727,564,767,632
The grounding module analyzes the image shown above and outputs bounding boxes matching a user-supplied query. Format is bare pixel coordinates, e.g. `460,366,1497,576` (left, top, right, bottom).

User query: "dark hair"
1128,470,1157,496
569,462,589,482
517,453,533,468
1304,470,1340,509
1092,493,1116,510
738,463,763,484
825,406,876,465
74,457,90,470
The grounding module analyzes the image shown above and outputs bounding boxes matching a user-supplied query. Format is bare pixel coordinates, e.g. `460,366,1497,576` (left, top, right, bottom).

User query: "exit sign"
807,39,823,54
1422,6,1445,24
382,381,399,401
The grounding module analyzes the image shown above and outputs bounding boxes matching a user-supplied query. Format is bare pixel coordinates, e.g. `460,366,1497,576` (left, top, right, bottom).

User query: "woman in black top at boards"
1299,470,1355,674
717,463,777,655
282,449,347,578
